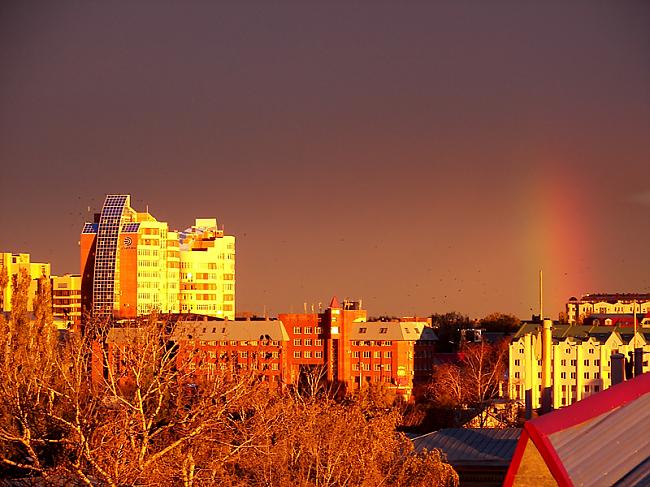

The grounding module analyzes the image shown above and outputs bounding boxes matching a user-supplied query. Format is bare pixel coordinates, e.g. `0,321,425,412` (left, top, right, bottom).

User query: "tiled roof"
412,428,521,467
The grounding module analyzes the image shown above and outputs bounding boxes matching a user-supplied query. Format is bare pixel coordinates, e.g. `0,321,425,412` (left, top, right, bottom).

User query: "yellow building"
51,274,82,326
566,293,650,324
0,252,51,312
81,195,234,319
178,218,235,319
509,321,650,410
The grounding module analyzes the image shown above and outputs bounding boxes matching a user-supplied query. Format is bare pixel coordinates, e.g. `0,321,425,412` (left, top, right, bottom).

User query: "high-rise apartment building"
178,219,236,319
0,252,51,312
81,195,234,319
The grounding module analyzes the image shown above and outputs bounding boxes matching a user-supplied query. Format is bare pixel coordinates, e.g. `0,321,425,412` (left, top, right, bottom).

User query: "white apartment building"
509,322,650,410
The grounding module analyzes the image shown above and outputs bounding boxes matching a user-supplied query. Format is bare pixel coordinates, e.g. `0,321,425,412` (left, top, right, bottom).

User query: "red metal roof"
504,373,650,486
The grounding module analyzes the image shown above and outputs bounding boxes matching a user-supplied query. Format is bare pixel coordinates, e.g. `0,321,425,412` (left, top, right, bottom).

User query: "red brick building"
97,298,438,398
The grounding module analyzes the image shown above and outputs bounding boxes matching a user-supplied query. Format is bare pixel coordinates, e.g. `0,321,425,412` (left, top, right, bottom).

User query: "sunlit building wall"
81,196,234,319
566,294,650,324
51,274,81,325
0,252,51,312
178,219,236,320
509,324,650,409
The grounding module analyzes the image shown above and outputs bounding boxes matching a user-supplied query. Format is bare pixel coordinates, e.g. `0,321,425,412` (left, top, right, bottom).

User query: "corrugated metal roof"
412,428,521,467
506,373,650,486
549,390,650,486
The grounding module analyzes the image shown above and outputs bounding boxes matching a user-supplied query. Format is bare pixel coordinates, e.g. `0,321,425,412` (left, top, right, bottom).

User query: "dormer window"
380,327,388,334
359,327,367,333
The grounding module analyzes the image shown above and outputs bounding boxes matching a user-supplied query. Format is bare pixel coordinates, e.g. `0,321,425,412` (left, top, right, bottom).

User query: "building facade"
0,252,51,312
566,293,650,324
178,219,235,318
81,195,235,320
51,274,82,326
509,321,650,410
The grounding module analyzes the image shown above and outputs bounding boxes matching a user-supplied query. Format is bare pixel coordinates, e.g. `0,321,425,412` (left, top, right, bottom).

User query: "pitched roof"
504,373,650,486
348,321,438,341
412,428,521,467
173,319,290,342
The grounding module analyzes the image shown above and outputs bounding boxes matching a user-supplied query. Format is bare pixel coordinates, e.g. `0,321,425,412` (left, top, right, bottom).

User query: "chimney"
611,353,626,385
541,319,553,413
634,348,644,378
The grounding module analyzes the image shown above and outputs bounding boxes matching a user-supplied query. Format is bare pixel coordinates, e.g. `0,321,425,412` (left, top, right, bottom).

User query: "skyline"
1,2,649,319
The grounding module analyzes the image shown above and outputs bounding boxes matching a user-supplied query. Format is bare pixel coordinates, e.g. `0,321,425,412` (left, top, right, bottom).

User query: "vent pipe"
611,353,626,385
541,319,553,413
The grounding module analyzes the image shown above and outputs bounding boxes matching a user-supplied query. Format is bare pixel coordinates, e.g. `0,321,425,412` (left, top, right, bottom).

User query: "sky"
0,1,648,320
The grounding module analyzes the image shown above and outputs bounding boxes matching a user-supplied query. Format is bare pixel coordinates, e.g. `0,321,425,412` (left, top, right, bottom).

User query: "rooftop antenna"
633,300,637,346
539,269,544,321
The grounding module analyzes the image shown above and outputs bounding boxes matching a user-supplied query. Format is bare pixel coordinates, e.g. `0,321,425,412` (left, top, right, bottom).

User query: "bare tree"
427,340,511,427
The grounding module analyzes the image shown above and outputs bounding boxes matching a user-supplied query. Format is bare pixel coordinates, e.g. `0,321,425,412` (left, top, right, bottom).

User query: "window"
315,339,322,346
385,351,392,358
304,351,312,359
240,351,248,358
514,359,520,366
353,363,360,371
315,327,322,334
584,360,590,366
293,339,301,346
353,351,360,358
362,363,370,371
304,339,312,346
374,351,381,358
304,327,313,334
594,372,600,379
363,351,371,358
293,351,301,359
584,372,590,379
379,327,388,334
514,372,520,379
571,372,576,379
571,360,577,366
385,364,391,371
315,351,322,358
293,327,301,334
374,364,382,371
359,327,367,333
561,372,566,379
595,359,600,366
561,359,566,366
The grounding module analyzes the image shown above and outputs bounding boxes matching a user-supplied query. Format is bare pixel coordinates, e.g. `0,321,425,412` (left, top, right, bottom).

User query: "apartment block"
0,252,51,312
81,195,234,320
97,298,438,398
179,219,235,319
566,293,650,324
509,321,650,410
51,274,82,325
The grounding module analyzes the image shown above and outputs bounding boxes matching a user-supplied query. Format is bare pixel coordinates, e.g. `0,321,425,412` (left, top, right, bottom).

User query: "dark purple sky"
1,1,648,319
